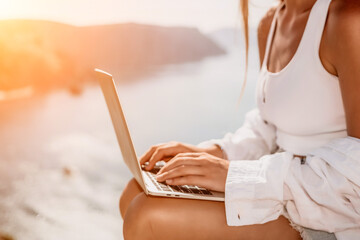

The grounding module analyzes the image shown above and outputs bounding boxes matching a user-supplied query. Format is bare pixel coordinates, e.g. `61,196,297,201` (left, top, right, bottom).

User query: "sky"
0,0,275,32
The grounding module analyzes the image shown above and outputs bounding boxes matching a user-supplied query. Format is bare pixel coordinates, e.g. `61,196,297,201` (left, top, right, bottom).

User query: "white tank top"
256,0,347,155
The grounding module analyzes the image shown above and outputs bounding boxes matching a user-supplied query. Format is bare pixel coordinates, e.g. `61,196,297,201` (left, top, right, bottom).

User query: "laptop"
95,68,224,201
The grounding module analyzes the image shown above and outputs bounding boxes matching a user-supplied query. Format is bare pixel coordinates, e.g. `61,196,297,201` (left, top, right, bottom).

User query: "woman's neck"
283,0,317,14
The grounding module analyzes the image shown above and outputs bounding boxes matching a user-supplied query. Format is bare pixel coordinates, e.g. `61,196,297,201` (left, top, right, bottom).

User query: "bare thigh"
121,180,301,240
119,178,143,219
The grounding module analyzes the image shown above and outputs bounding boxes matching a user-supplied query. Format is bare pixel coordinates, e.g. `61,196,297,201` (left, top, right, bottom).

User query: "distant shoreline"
0,20,225,96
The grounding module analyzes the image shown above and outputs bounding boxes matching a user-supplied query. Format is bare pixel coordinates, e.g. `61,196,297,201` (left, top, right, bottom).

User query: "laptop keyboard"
144,165,212,196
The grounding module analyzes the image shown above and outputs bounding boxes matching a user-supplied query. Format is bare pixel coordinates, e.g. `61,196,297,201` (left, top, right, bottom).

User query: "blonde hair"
238,0,249,104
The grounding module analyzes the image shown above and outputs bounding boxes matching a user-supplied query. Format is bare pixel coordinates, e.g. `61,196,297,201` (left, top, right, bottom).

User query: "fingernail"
156,174,163,180
166,179,173,184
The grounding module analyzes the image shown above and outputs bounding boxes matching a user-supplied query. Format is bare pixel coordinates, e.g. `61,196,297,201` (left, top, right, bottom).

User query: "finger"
150,147,196,165
174,152,202,158
139,144,162,165
156,165,205,182
157,156,204,175
146,146,182,170
165,175,207,188
155,152,201,169
160,156,172,162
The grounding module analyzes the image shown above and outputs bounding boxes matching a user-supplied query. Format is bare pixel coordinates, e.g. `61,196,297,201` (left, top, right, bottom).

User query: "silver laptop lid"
95,69,147,192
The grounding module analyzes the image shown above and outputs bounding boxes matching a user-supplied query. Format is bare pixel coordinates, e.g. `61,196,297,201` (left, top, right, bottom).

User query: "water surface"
0,44,260,240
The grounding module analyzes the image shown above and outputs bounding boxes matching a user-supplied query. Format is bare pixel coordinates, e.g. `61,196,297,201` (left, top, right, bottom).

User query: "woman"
120,0,360,239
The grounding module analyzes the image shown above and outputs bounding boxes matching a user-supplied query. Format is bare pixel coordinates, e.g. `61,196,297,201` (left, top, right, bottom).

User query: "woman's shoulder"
324,0,360,74
329,0,360,15
257,6,277,65
327,0,360,37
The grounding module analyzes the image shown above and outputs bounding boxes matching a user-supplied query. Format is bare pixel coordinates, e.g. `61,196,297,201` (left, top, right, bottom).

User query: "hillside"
0,20,225,94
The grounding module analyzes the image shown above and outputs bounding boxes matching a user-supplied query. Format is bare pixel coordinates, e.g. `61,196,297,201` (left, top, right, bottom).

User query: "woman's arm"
196,109,278,161
324,0,360,138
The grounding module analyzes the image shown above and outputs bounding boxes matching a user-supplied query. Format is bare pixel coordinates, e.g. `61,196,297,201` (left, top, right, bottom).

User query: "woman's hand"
139,141,223,170
155,152,229,192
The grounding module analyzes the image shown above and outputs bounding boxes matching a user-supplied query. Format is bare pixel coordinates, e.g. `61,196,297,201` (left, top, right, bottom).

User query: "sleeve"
197,108,278,160
223,136,360,238
224,151,293,225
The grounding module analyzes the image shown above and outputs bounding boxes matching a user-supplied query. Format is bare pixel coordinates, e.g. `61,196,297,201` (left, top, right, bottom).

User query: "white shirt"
198,109,360,240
